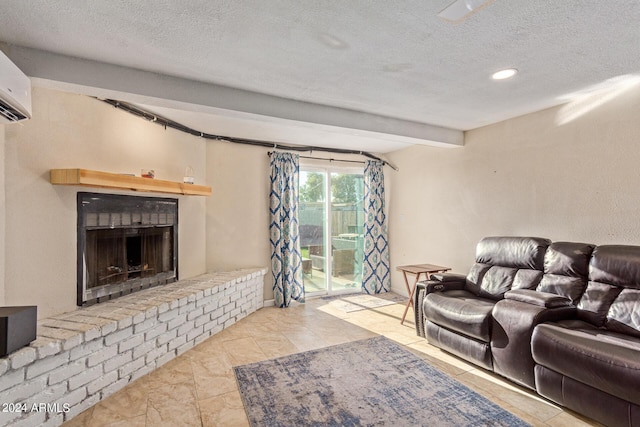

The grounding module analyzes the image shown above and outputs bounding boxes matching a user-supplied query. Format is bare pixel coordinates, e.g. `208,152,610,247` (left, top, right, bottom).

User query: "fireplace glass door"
86,227,174,288
77,192,178,306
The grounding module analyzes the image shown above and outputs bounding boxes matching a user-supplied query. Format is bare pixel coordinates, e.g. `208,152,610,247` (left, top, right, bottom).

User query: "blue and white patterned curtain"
269,152,305,307
362,160,390,294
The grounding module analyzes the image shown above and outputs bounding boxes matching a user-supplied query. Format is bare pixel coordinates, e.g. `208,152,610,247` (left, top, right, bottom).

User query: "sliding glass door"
299,167,364,295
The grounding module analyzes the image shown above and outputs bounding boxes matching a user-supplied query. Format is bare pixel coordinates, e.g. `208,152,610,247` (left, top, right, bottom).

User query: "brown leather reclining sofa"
414,236,640,427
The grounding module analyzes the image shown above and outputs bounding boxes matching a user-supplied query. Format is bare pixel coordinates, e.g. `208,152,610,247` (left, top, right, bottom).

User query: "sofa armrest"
505,289,573,308
414,276,466,337
430,272,467,283
491,297,576,389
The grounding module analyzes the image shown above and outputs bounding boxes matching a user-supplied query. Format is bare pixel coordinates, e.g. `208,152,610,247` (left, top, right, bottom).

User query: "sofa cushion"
577,244,640,327
589,245,640,287
606,288,640,338
475,236,550,269
532,321,640,406
576,282,622,326
424,290,495,342
536,242,594,304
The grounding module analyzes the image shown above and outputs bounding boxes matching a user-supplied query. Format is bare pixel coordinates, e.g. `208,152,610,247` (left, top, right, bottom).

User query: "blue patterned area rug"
233,336,530,427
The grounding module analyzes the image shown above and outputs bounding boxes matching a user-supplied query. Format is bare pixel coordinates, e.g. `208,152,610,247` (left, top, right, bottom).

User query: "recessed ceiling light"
492,68,518,80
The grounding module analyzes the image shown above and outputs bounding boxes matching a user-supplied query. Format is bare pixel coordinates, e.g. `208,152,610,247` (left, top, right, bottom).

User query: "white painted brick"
0,368,25,392
187,326,204,343
130,361,156,382
132,312,146,324
167,313,187,331
178,301,196,315
0,376,47,403
49,359,86,385
203,321,218,333
144,323,167,341
39,413,64,427
202,301,219,314
177,320,195,337
0,410,21,426
145,344,168,364
133,317,156,334
83,327,101,343
9,347,37,369
194,313,210,328
196,295,212,308
29,337,62,360
157,302,169,314
70,338,104,361
132,340,156,360
118,335,144,353
156,329,177,346
100,321,118,336
68,365,103,390
176,341,194,356
101,377,130,400
241,301,253,313
223,302,237,314
218,312,231,325
26,352,70,380
144,306,158,319
118,357,145,379
167,335,187,352
87,370,118,395
103,351,132,373
62,391,97,422
156,351,174,368
29,382,68,407
211,307,224,319
7,411,46,427
104,326,133,347
0,269,267,427
87,345,117,367
194,331,212,346
187,306,204,321
158,308,179,323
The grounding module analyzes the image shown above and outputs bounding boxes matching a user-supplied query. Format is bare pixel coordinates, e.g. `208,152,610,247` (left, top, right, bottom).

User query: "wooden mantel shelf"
50,169,211,196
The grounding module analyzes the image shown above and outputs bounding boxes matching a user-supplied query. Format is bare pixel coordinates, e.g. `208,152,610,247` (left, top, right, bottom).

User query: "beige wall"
3,87,207,318
205,141,273,300
386,86,640,295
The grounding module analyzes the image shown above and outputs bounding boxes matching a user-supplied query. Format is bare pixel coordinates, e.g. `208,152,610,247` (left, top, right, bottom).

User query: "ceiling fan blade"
437,0,493,23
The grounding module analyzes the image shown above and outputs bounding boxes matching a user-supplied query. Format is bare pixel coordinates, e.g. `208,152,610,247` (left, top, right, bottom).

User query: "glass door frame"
300,163,364,297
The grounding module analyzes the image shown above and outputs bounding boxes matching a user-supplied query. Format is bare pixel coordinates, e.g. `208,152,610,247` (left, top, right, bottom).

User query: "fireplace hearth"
77,192,178,306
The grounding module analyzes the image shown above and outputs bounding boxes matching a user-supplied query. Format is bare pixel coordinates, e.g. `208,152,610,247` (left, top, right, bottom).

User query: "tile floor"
64,293,602,427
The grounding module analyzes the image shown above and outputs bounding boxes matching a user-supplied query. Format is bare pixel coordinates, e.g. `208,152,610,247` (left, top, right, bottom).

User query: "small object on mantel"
183,166,195,184
0,306,37,357
141,169,155,179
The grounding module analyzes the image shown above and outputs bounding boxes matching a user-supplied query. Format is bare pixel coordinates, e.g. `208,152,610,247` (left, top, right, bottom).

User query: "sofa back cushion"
466,237,550,300
579,245,640,330
536,242,594,304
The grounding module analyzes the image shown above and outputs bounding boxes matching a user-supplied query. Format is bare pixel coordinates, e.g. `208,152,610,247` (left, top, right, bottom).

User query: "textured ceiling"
0,0,639,151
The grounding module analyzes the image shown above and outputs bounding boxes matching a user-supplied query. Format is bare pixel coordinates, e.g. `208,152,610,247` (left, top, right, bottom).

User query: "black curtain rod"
268,151,365,165
99,98,398,171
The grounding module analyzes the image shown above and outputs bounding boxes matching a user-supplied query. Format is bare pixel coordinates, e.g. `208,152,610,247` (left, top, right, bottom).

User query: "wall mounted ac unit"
0,50,32,124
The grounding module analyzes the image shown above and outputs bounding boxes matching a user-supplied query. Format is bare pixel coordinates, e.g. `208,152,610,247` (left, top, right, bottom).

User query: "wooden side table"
396,263,451,325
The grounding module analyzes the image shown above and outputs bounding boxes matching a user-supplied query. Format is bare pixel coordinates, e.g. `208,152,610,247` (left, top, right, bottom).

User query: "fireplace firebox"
77,192,178,306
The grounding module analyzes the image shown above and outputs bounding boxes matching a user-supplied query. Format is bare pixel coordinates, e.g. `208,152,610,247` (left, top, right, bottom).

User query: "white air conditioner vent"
0,50,32,124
